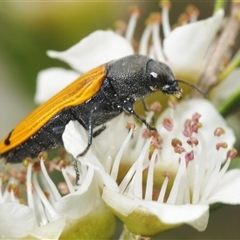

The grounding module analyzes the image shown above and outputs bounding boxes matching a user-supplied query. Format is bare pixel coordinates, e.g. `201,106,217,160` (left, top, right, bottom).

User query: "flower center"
113,101,237,206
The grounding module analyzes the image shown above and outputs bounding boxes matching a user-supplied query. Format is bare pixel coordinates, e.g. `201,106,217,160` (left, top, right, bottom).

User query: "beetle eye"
150,72,158,78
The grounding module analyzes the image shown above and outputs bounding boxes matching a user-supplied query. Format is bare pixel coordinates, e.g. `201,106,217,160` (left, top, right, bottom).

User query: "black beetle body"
0,55,182,163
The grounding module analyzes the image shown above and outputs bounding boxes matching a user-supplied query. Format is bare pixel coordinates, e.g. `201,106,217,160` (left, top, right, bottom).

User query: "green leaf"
218,88,240,117
213,0,225,13
228,157,240,170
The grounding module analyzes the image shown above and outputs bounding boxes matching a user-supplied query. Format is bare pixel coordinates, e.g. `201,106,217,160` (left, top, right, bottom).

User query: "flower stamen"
171,138,182,147
214,127,226,136
192,112,201,122
59,160,75,193
125,6,140,42
157,171,171,203
168,96,178,109
167,156,187,204
139,23,152,55
132,140,152,199
187,137,199,147
177,13,189,25
227,148,238,159
39,158,61,201
163,117,173,131
8,184,19,201
185,5,200,22
151,13,165,61
174,146,186,154
26,162,34,209
126,122,137,130
111,124,135,180
216,142,228,150
185,150,194,166
145,150,158,200
114,20,127,35
160,0,172,38
149,101,162,113
33,173,61,222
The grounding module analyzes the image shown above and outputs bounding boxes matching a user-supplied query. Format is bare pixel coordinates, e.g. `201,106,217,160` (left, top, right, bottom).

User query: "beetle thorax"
107,55,153,102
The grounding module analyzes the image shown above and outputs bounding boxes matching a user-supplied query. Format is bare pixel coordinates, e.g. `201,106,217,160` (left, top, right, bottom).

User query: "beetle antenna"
176,79,206,97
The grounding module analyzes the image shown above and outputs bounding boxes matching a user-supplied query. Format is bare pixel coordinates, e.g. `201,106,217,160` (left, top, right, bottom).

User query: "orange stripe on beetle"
0,65,106,154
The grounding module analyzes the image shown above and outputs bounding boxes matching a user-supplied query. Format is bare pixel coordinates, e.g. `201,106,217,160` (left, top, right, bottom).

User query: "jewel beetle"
0,54,204,163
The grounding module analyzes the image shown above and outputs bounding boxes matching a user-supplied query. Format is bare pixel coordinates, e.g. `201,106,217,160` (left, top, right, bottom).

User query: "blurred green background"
1,1,240,239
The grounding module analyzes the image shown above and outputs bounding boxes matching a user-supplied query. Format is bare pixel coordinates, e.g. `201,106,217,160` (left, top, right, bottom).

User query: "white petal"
103,186,137,216
62,120,106,167
54,167,105,220
0,202,35,238
163,10,224,77
102,187,209,231
62,120,89,159
207,169,240,204
93,114,129,159
47,30,134,73
211,68,240,106
35,68,79,104
62,121,119,191
139,200,209,231
28,217,66,240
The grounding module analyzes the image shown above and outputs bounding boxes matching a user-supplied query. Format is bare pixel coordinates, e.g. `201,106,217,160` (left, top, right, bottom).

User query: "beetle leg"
123,101,157,132
77,107,96,158
52,125,65,134
132,110,157,132
141,99,149,112
93,125,106,138
73,157,80,185
141,99,156,125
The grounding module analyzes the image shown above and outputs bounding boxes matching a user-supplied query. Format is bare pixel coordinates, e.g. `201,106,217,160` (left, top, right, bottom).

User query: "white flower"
9,2,239,238
0,202,35,239
163,10,224,78
0,163,65,239
0,152,116,239
61,98,240,235
100,99,240,234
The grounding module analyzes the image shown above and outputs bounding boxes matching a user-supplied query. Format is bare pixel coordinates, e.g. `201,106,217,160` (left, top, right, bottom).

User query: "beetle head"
147,60,206,98
147,60,183,99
